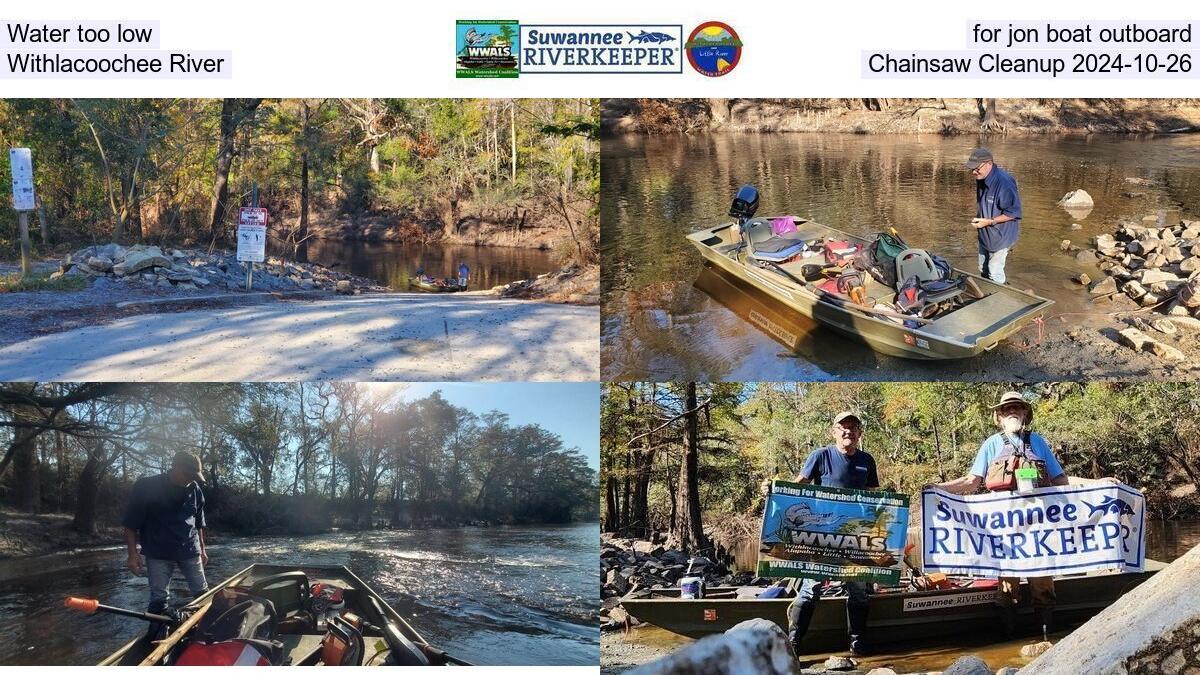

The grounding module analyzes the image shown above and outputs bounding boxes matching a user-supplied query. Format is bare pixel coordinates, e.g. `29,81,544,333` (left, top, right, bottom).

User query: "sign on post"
236,207,268,263
9,148,35,211
758,480,910,585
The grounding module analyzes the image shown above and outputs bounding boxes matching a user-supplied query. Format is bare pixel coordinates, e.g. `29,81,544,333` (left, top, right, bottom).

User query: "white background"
1,0,1195,96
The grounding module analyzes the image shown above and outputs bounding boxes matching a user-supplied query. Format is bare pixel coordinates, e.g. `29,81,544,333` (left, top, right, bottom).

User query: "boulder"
1179,280,1200,308
1020,641,1053,658
1139,269,1181,286
1058,189,1094,208
86,256,114,272
1123,280,1147,299
1181,257,1200,274
335,280,354,295
823,655,856,670
112,250,171,276
1074,249,1099,264
1060,239,1072,251
626,618,794,675
1149,341,1186,361
1089,277,1118,295
1023,536,1200,675
1072,273,1091,285
1144,253,1168,269
1118,327,1153,352
944,654,993,675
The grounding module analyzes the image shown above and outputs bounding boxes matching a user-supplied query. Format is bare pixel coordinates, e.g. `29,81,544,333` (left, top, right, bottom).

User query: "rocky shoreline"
51,243,385,295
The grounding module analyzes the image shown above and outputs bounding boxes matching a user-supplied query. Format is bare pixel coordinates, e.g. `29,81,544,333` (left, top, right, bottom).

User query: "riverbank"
602,98,1200,136
0,508,121,560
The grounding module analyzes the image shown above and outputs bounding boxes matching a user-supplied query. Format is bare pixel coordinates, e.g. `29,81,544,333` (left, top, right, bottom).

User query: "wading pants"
787,578,870,653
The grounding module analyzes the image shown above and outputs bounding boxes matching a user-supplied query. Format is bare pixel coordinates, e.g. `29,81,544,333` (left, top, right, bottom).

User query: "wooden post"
18,211,31,278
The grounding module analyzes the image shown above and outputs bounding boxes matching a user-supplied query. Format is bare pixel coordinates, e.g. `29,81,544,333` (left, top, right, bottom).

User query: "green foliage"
0,272,87,292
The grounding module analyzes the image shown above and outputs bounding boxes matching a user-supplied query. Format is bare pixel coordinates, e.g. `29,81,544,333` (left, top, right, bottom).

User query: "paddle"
64,596,174,625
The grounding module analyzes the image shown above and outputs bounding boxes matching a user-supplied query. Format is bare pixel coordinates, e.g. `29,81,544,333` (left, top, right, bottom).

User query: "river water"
272,239,558,292
0,523,598,666
600,132,1200,380
606,519,1200,674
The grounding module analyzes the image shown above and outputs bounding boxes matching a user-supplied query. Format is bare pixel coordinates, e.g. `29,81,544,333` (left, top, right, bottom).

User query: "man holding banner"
783,411,882,656
927,391,1126,637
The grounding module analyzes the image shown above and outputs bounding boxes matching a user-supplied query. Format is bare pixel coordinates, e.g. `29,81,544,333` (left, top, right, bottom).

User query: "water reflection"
601,132,1200,380
271,239,559,291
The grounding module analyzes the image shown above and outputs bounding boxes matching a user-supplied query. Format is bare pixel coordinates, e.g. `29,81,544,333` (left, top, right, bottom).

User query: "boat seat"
750,236,808,262
250,571,313,629
895,248,940,283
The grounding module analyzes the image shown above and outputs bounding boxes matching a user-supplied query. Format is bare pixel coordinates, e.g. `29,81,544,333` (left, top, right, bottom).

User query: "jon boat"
97,563,467,666
685,186,1053,360
620,561,1164,654
410,277,465,293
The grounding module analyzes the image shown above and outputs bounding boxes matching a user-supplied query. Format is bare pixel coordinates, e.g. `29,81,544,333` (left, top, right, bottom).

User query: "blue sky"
383,382,599,469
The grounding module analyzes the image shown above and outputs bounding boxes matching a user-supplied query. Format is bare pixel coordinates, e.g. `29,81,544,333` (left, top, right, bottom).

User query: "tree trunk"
978,98,1004,132
73,457,101,535
296,102,311,263
208,98,262,243
510,101,517,183
675,383,705,554
11,428,40,513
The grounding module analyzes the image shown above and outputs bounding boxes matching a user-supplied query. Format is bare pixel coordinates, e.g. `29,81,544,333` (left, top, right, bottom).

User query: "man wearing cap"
786,411,880,656
966,148,1023,285
122,451,210,615
928,391,1069,636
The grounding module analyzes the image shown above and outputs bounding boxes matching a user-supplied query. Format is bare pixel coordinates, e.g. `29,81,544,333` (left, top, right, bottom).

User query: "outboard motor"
729,184,760,251
729,184,759,224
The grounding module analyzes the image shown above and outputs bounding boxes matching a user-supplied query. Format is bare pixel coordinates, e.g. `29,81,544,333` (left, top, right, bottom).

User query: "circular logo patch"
685,21,742,77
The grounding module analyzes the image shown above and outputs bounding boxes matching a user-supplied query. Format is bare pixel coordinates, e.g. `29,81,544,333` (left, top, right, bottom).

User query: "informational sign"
758,480,910,585
9,148,35,211
236,207,268,263
921,484,1146,577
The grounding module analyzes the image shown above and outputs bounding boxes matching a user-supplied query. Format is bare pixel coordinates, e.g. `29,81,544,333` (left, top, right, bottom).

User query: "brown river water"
600,132,1200,381
605,519,1200,673
273,239,558,291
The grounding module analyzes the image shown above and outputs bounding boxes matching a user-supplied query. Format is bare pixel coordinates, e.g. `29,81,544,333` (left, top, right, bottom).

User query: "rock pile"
1072,215,1200,361
49,244,382,295
496,264,600,305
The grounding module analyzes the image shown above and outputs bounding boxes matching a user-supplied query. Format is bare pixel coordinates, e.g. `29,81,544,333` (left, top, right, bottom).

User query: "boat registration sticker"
703,609,718,621
902,590,998,612
902,333,930,350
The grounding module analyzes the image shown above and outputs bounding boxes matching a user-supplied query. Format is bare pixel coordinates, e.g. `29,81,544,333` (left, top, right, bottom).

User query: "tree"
208,98,263,243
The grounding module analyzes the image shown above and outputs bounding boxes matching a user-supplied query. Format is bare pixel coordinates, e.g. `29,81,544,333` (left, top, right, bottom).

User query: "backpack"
983,433,1050,492
853,231,908,288
894,276,927,314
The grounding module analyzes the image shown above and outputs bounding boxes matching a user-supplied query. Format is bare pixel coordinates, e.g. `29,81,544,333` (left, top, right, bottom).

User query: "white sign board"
921,484,1146,577
236,207,268,263
9,148,35,211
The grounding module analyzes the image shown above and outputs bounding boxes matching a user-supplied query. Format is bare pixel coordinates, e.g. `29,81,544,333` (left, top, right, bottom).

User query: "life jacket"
984,432,1050,492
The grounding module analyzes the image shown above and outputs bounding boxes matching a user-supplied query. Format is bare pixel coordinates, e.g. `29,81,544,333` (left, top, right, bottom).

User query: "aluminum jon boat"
684,187,1053,360
96,564,467,666
621,561,1163,654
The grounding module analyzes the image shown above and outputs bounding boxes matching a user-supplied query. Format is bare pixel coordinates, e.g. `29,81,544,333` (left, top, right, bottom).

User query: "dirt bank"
0,508,121,560
602,98,1200,136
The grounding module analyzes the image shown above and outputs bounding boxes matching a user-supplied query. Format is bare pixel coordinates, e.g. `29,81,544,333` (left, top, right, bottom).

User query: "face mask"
1001,416,1024,434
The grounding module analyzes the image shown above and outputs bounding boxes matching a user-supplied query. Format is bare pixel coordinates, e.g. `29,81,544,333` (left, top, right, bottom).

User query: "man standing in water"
787,411,880,656
458,262,470,288
965,148,1022,284
122,451,210,616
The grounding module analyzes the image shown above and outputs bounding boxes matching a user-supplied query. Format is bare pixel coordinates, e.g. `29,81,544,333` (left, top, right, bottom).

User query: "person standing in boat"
927,391,1076,636
965,148,1022,285
121,451,210,616
786,411,880,657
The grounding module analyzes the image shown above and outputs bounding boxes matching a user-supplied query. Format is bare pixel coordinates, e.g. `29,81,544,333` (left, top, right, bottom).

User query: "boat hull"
621,565,1160,653
686,219,1053,360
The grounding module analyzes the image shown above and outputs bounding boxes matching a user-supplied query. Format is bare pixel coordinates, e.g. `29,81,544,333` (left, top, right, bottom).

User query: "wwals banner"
922,484,1145,576
759,480,910,584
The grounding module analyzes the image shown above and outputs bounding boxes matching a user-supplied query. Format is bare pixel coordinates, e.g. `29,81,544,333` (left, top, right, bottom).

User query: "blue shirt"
969,431,1065,480
975,165,1022,253
121,474,207,561
800,446,879,490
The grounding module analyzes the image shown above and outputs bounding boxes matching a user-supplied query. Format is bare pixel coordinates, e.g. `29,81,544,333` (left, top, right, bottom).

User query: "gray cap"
965,148,994,170
832,411,863,426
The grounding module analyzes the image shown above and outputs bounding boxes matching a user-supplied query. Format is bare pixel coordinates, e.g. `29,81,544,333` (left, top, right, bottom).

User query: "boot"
846,603,870,655
1000,605,1017,638
787,599,817,657
1038,606,1054,639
